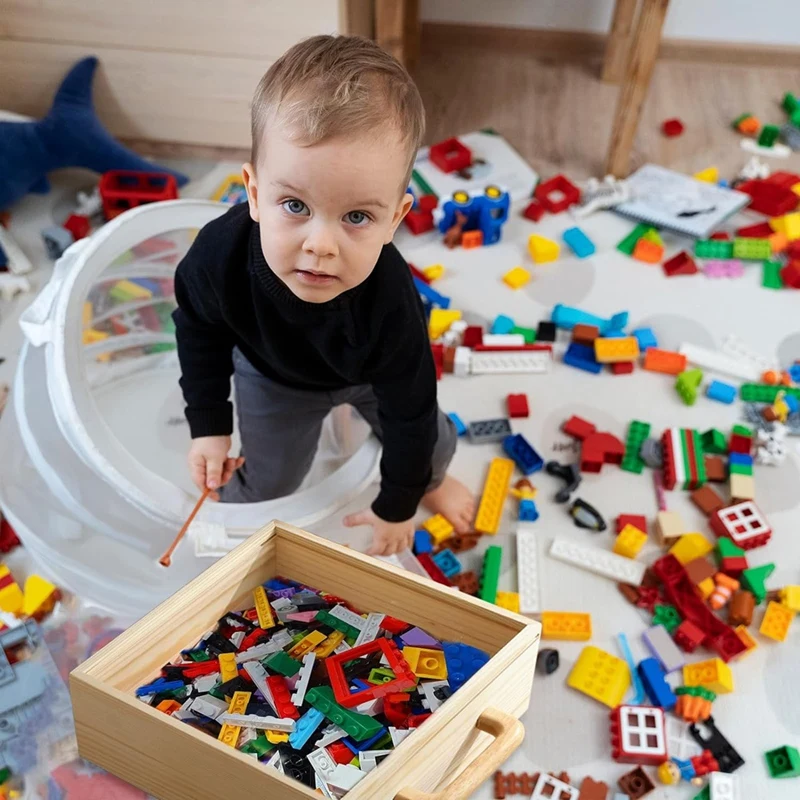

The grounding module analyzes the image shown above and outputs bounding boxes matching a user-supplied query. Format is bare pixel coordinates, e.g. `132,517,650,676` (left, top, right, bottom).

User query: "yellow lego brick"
403,646,447,679
697,577,715,600
669,533,714,565
82,327,111,363
502,266,532,290
495,591,521,614
792,182,800,197
778,585,800,612
567,645,630,707
428,309,462,340
733,625,758,659
82,301,93,328
528,234,560,264
729,472,755,502
218,652,239,684
422,264,444,281
20,574,58,619
474,458,514,535
613,524,647,558
113,279,153,300
594,337,640,364
541,611,592,641
694,166,719,183
267,730,290,744
289,630,327,658
315,630,346,658
760,600,795,642
0,565,24,615
253,585,275,629
422,514,454,545
217,691,251,748
770,212,800,241
655,511,683,546
682,658,734,694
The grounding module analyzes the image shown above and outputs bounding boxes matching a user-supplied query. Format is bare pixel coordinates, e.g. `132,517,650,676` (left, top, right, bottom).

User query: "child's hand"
343,508,414,556
188,435,244,501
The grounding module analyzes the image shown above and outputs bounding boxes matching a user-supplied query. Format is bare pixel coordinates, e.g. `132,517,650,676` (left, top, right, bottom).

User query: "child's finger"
343,510,370,528
205,458,224,490
366,539,388,556
219,457,241,486
188,459,207,493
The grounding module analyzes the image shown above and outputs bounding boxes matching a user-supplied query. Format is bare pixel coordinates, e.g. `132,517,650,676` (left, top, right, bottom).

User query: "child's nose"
302,223,338,258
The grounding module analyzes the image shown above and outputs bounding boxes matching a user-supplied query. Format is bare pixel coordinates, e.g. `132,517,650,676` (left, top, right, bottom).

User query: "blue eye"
282,199,309,215
346,210,370,226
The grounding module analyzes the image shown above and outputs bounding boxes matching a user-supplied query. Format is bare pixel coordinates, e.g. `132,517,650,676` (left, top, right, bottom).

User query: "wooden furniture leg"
605,0,671,177
375,0,420,71
602,0,640,84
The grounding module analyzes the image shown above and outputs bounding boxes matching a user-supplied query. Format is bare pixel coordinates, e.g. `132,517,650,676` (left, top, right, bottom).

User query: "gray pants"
220,348,458,503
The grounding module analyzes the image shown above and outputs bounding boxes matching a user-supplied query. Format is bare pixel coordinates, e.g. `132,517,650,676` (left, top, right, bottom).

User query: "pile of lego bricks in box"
134,577,490,796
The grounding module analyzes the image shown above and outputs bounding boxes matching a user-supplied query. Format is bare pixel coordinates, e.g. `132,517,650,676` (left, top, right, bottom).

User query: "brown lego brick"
762,406,778,422
690,485,725,516
704,455,727,482
442,346,456,373
728,589,756,627
439,532,482,553
641,568,660,588
451,571,479,595
572,323,600,346
578,776,609,800
494,771,539,799
684,557,717,586
617,583,641,606
618,766,655,799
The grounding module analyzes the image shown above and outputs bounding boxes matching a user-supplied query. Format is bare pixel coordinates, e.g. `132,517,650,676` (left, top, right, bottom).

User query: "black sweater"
172,203,438,522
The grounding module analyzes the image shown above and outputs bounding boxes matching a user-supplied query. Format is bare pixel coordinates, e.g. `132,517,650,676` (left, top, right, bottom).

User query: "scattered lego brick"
690,486,725,516
662,118,685,137
506,393,529,418
567,645,629,707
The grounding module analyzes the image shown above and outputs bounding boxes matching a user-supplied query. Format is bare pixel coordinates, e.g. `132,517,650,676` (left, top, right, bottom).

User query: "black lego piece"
545,460,582,503
690,717,744,773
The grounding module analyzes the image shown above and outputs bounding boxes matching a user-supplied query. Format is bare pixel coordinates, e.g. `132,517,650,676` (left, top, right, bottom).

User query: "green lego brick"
729,461,753,476
716,537,745,565
675,685,717,702
763,259,784,289
0,768,10,785
741,563,775,604
679,429,694,490
732,237,772,261
617,224,653,256
510,325,536,343
652,604,681,634
154,302,177,333
642,228,663,246
314,609,362,639
783,92,799,114
621,420,651,474
701,428,728,455
692,430,707,485
265,650,301,677
368,668,396,684
732,424,752,438
479,545,502,604
740,384,800,402
411,168,437,199
758,124,781,148
765,745,800,778
675,369,703,405
692,786,711,800
306,686,384,742
241,733,275,758
695,239,734,259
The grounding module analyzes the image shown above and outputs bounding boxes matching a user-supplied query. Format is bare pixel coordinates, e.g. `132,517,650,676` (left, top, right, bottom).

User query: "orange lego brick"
474,458,514,535
760,600,795,642
462,230,483,249
567,645,630,707
541,611,592,641
643,347,687,375
594,337,641,364
632,238,664,263
733,625,758,658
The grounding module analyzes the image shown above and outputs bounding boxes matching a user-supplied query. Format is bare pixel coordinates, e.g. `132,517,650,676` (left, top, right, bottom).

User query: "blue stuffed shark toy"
0,56,188,211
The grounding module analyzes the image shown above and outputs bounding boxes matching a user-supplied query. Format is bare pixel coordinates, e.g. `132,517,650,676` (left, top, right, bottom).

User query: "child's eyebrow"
271,180,388,211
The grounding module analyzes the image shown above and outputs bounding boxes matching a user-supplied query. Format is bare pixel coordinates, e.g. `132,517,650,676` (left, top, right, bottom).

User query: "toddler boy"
174,35,474,555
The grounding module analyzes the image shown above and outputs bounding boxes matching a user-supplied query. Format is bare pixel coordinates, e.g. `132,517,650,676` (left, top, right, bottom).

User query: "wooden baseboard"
421,21,800,68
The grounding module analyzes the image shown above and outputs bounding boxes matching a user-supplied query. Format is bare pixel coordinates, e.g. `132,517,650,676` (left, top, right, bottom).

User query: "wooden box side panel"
75,526,277,692
71,677,318,800
275,526,525,654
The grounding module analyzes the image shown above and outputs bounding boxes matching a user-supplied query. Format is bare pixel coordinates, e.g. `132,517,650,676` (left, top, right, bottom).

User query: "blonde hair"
251,35,425,188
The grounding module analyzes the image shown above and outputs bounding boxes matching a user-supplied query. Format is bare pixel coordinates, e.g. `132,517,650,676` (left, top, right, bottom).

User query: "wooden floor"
414,40,800,181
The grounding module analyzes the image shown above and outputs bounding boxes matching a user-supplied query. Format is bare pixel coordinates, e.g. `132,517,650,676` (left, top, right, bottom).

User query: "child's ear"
385,191,414,243
242,163,260,222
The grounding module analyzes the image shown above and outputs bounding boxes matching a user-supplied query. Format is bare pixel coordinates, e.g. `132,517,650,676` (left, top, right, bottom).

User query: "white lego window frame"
619,706,667,758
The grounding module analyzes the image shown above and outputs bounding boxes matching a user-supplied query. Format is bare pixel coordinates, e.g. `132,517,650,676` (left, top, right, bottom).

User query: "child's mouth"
294,269,338,286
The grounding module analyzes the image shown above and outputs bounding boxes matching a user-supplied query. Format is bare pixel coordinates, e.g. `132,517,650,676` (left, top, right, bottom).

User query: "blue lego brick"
519,499,539,522
632,327,658,351
443,642,490,692
438,187,510,246
351,678,371,691
432,549,462,578
563,342,603,374
135,678,185,697
413,276,451,310
728,452,754,469
288,707,325,749
706,380,736,404
342,726,388,754
130,277,162,295
414,529,433,555
637,657,676,710
789,364,800,384
551,304,628,335
490,314,515,334
502,433,544,475
562,227,596,258
786,394,800,414
448,412,467,436
266,578,294,591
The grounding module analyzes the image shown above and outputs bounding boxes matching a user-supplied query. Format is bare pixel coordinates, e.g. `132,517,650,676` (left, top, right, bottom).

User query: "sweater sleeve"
172,253,236,438
369,299,439,522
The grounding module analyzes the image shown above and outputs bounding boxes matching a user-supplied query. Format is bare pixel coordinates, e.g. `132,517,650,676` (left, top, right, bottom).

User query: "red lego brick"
721,555,749,578
506,393,529,418
0,518,21,554
265,675,300,719
617,514,647,534
736,222,774,238
610,705,668,765
329,741,355,764
661,118,684,137
611,361,635,374
662,251,698,277
562,415,597,441
417,194,438,212
383,693,412,727
379,615,411,635
674,620,705,653
534,174,581,214
522,200,545,222
737,179,799,217
429,137,472,174
405,208,435,235
416,553,453,586
580,431,625,473
710,501,771,550
780,261,800,289
788,240,800,260
462,325,483,348
408,263,431,284
691,750,720,777
99,170,178,220
768,171,800,189
63,213,90,241
710,232,731,241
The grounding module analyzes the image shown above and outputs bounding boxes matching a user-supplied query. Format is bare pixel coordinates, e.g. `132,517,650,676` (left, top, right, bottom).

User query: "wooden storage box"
71,521,540,800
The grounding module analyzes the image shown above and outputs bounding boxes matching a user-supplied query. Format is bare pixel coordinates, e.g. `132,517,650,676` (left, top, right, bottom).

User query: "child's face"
242,124,413,303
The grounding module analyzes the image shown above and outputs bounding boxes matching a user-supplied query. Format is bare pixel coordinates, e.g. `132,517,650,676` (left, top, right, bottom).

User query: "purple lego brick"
702,260,745,279
642,624,685,673
401,627,442,649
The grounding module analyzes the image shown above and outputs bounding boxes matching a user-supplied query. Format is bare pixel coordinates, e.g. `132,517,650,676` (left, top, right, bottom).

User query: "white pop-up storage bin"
0,201,380,617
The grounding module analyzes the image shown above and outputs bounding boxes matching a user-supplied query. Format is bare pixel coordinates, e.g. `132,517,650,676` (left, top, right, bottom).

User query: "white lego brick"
317,725,348,748
271,597,295,611
329,604,366,631
572,176,630,218
482,333,526,347
516,527,541,614
355,613,385,647
469,350,550,375
531,774,579,800
315,774,337,800
172,698,196,722
419,680,450,712
230,630,245,649
454,346,471,377
741,137,791,159
666,715,703,760
358,750,394,773
390,727,413,747
679,342,760,381
192,673,220,693
617,705,667,759
668,429,687,491
188,695,229,720
238,728,258,748
642,625,685,673
720,333,775,373
291,653,316,706
242,661,276,711
333,640,352,655
353,697,384,716
549,537,647,585
309,747,339,782
710,771,738,800
394,549,431,579
218,714,296,732
236,640,284,663
265,749,284,773
328,764,368,791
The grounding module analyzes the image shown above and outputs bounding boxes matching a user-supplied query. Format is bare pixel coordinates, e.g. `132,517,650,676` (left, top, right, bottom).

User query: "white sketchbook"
613,164,750,238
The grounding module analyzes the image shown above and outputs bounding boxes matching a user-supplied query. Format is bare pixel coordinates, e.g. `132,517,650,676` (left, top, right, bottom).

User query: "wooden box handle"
394,708,524,800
